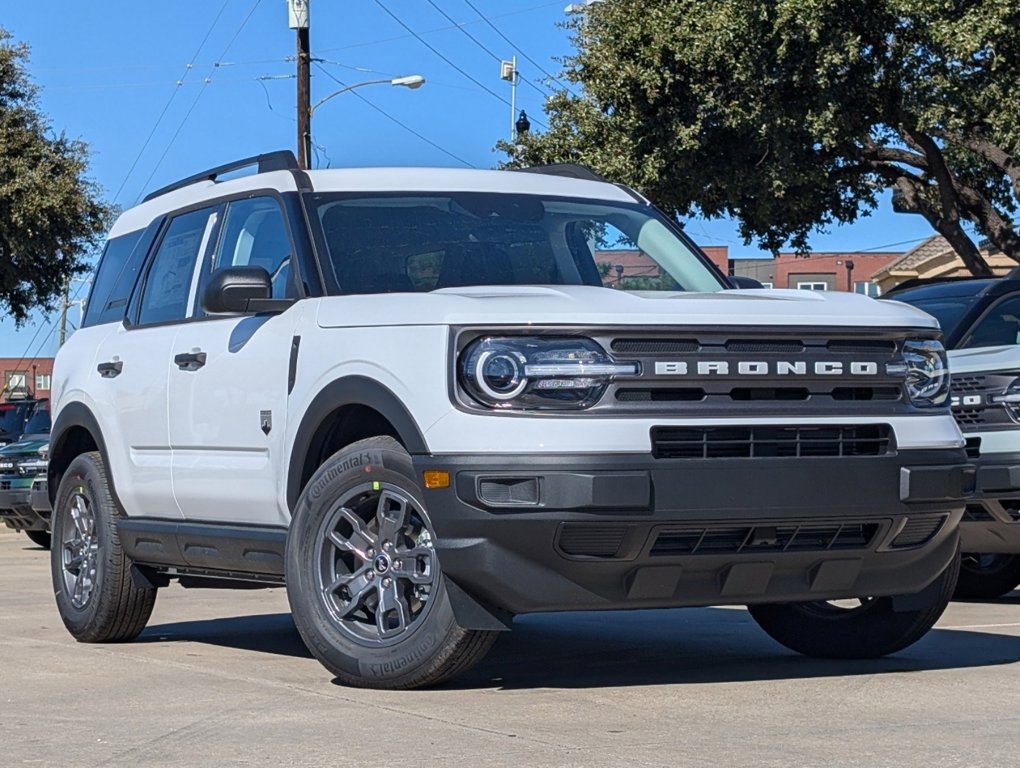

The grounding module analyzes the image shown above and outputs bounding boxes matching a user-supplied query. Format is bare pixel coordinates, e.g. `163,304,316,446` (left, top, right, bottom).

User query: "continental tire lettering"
308,451,384,499
367,632,438,677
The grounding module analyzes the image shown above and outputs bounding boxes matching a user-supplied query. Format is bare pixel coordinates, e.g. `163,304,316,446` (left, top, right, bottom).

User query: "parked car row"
885,272,1020,598
0,399,51,548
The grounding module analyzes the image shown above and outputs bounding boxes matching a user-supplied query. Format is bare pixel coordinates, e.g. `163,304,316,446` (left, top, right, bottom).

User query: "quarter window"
137,208,218,326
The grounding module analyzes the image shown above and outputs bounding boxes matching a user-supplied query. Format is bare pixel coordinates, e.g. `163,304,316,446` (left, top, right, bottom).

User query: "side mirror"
201,266,294,314
728,275,765,290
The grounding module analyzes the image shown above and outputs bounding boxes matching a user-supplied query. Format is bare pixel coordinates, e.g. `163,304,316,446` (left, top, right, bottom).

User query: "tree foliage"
500,0,1020,274
0,29,111,322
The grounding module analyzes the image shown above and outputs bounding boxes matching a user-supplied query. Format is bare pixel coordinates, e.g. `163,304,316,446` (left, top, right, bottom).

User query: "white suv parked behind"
48,152,973,688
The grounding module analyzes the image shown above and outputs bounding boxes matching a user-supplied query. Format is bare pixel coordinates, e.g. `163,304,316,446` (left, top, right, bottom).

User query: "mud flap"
445,577,512,631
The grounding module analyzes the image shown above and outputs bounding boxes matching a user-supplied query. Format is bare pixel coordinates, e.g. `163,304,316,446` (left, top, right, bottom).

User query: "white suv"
48,152,973,688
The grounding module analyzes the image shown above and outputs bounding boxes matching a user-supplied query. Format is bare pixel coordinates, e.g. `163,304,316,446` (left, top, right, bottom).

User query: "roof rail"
142,150,299,203
513,163,609,183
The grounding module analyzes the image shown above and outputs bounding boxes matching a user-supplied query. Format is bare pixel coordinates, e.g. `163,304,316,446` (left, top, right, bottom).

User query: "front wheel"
286,436,498,689
50,452,157,642
954,553,1020,600
748,553,959,659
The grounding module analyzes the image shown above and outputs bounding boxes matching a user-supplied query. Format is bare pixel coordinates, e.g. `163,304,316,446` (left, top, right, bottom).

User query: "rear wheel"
50,452,156,642
286,436,498,689
954,553,1020,600
748,553,959,658
25,529,51,549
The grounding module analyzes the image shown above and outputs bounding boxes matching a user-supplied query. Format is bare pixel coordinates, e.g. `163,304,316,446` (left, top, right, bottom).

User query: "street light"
306,75,426,165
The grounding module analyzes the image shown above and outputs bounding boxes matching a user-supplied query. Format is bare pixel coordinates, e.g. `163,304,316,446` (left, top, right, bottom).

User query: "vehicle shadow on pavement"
446,606,1020,690
139,605,1020,690
138,613,313,659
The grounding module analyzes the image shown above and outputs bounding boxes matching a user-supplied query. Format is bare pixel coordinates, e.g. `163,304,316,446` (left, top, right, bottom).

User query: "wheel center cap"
373,554,391,574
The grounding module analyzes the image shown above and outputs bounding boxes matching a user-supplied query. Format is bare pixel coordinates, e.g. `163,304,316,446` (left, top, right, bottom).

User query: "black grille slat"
558,525,629,558
651,425,891,459
951,375,988,393
650,523,879,556
825,340,896,354
616,388,706,402
890,516,946,548
611,339,700,354
725,340,805,353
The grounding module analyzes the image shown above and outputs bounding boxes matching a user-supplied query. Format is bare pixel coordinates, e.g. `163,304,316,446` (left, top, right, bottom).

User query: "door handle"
174,351,207,371
97,361,123,378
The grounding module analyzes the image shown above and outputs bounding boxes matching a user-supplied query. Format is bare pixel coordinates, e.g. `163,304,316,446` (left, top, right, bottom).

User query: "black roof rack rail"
513,163,609,183
142,150,299,203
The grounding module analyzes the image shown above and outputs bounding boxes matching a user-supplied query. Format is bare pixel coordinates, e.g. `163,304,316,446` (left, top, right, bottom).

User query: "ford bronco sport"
48,151,972,688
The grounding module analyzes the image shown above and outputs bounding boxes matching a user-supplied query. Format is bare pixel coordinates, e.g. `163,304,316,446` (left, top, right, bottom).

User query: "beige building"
872,236,1018,293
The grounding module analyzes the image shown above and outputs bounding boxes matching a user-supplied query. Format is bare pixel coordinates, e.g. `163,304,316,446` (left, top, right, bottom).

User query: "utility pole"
57,280,70,347
500,57,518,140
289,0,311,169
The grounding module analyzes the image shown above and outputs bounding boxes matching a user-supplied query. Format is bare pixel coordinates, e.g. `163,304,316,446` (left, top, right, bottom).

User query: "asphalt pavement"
2,530,1020,767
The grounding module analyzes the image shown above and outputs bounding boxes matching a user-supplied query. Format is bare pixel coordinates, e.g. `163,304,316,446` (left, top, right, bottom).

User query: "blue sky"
3,0,938,358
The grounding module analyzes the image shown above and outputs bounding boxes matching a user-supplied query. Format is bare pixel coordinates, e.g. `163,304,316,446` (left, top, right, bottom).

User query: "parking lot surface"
3,532,1020,767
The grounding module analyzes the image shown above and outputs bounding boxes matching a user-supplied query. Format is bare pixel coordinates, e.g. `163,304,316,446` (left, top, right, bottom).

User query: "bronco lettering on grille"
653,361,880,376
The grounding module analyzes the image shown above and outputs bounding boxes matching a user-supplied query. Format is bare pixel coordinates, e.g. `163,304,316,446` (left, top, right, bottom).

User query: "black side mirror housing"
201,266,292,314
728,275,765,290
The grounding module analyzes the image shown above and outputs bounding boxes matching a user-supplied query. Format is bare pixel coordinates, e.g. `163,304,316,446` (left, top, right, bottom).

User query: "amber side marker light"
423,470,450,489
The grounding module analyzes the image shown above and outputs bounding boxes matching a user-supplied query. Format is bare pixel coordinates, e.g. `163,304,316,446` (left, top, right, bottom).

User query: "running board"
118,518,287,579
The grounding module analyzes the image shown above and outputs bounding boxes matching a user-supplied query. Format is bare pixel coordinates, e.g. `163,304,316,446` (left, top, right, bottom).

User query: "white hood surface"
316,285,941,330
948,344,1020,375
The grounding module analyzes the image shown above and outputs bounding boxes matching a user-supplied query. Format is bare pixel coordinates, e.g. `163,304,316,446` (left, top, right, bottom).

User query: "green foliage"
500,0,1020,274
0,29,111,322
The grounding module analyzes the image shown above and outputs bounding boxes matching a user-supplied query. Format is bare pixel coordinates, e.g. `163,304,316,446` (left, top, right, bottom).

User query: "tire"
748,552,959,659
954,553,1020,600
286,436,498,689
25,529,51,549
50,451,157,642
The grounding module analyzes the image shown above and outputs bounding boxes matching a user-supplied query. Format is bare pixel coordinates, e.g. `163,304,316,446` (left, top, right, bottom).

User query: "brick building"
730,251,903,295
0,358,54,402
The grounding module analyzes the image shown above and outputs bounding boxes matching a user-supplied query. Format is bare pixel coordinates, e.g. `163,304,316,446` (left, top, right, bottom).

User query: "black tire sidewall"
286,438,461,686
50,453,114,637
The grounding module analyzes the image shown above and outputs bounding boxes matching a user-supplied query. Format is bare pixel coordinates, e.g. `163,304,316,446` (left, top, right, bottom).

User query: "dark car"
887,273,1020,597
0,401,51,548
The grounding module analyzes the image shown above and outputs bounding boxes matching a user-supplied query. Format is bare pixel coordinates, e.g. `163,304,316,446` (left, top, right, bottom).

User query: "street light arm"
311,79,393,114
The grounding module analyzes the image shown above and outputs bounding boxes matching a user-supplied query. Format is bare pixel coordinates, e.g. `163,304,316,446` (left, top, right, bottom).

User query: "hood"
0,438,47,456
948,345,1020,375
316,285,939,330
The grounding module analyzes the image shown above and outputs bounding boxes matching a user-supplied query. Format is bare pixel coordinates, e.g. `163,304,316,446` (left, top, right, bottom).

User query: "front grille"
649,522,879,556
725,340,804,353
890,515,947,548
558,525,629,558
651,425,892,459
952,375,988,393
953,409,987,427
611,339,699,354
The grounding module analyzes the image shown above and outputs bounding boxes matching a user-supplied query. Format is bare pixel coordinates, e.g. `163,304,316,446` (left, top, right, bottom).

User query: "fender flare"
286,376,429,510
48,402,120,509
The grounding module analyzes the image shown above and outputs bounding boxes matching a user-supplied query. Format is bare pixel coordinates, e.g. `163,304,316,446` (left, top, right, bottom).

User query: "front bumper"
959,451,1020,553
414,449,973,615
0,484,45,532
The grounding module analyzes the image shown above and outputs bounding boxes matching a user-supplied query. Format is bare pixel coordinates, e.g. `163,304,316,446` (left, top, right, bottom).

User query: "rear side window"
82,231,144,327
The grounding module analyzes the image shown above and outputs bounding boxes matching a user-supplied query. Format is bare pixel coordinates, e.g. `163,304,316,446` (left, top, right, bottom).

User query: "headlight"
886,339,950,407
460,336,638,409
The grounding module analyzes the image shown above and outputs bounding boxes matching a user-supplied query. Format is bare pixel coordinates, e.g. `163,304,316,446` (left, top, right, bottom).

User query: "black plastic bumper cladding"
412,450,972,614
957,451,1020,554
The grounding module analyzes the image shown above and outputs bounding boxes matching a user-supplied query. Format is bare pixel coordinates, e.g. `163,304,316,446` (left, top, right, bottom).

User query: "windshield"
308,193,726,295
23,403,50,435
891,296,978,337
0,402,32,437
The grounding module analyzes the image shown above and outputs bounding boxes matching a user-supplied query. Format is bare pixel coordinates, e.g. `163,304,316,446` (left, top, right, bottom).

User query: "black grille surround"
651,424,893,459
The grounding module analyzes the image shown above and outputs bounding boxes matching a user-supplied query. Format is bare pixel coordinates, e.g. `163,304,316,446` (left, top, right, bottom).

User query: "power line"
134,0,265,203
112,0,231,203
371,0,546,131
460,0,576,94
314,63,475,168
422,0,551,100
